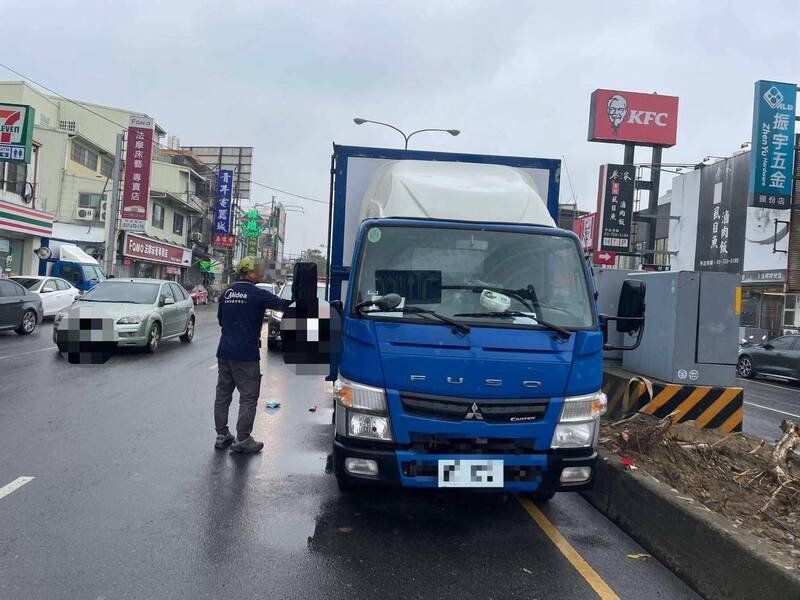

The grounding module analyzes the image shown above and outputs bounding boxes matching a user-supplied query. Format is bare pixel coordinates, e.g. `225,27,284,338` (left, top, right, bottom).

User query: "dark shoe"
230,436,264,453
214,431,235,449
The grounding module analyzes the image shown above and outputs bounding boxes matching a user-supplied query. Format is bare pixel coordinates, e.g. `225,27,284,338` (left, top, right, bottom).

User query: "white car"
11,276,81,317
256,282,278,295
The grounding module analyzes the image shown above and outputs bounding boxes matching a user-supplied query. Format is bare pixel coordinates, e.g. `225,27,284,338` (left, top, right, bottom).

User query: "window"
152,203,165,229
101,156,114,178
173,212,184,235
169,283,187,301
768,336,797,350
5,162,27,194
0,280,24,297
55,279,71,291
58,120,76,133
60,265,82,286
81,281,160,304
160,284,175,303
71,140,98,171
41,279,58,293
78,193,104,209
783,294,798,329
82,266,105,284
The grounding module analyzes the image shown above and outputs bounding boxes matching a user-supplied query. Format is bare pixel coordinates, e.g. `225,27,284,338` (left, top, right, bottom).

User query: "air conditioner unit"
77,208,96,221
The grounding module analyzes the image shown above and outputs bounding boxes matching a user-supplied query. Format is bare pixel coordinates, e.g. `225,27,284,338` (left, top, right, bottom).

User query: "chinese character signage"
247,236,258,257
694,153,748,272
122,232,192,266
588,90,679,147
572,213,595,251
212,233,236,248
0,103,35,164
748,80,796,209
120,115,154,232
596,164,635,252
214,169,234,234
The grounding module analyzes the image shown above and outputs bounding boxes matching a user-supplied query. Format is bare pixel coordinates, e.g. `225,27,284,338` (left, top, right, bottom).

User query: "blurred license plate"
437,459,504,488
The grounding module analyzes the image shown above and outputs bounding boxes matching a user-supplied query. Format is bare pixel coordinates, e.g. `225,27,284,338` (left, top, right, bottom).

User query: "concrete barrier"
582,450,800,600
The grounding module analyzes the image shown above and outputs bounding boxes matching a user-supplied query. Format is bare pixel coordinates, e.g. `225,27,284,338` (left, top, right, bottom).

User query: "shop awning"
0,200,54,237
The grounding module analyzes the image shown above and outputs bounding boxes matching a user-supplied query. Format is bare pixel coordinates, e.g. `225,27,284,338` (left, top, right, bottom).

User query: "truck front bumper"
333,437,596,493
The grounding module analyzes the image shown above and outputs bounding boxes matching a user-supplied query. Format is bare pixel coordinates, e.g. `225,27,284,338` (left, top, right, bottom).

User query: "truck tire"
15,309,37,335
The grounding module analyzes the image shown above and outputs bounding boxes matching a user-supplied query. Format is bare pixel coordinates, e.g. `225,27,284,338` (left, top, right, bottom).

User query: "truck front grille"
400,392,548,423
408,433,536,455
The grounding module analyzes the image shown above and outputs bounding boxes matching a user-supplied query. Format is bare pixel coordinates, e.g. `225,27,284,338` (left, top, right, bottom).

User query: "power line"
0,61,328,205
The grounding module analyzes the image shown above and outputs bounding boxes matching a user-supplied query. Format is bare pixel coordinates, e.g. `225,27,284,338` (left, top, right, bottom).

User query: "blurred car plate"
437,459,503,488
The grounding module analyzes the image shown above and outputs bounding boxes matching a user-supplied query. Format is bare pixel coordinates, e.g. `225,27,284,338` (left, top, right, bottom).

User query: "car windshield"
80,281,160,304
352,225,594,329
82,265,106,283
11,278,40,289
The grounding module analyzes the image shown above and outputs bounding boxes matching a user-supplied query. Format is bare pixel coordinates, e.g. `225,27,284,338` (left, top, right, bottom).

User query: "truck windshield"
82,265,106,283
352,225,594,329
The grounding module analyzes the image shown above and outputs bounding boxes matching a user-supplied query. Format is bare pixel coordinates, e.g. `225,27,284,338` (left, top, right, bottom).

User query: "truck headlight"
334,376,386,413
559,392,607,422
117,316,144,325
348,412,393,442
551,422,595,448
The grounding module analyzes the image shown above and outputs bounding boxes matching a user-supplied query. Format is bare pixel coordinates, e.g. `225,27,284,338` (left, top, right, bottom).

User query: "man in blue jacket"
214,257,293,452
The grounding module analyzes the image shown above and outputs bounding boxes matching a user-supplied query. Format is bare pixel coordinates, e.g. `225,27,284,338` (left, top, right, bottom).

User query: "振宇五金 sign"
120,115,154,232
214,170,234,234
588,89,679,147
748,80,796,209
596,164,635,252
0,103,35,164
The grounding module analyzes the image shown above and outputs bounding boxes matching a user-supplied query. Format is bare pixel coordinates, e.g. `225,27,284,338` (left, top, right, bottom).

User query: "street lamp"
353,118,460,150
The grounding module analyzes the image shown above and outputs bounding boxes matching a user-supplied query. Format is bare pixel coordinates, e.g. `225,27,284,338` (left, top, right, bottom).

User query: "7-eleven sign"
0,103,34,163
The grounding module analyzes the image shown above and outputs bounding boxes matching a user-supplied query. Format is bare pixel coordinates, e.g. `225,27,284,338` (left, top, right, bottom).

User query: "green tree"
299,247,328,277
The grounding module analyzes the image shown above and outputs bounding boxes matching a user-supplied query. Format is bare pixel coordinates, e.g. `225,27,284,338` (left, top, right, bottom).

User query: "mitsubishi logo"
464,402,483,421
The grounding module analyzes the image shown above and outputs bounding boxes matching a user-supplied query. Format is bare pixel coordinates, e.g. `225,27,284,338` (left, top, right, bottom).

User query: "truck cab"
327,150,620,498
41,244,106,292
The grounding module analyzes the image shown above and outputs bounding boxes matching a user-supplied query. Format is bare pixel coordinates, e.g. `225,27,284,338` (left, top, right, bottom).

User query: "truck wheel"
145,322,161,353
526,490,555,504
15,310,37,335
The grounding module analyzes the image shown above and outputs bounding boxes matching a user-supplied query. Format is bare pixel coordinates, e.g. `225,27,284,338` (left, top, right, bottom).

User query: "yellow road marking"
518,497,621,600
695,388,742,428
640,385,681,415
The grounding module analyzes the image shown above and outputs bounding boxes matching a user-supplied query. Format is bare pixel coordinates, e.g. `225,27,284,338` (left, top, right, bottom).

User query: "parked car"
737,334,800,382
256,282,278,296
267,281,326,350
0,279,43,335
53,279,195,353
189,284,209,305
11,276,81,317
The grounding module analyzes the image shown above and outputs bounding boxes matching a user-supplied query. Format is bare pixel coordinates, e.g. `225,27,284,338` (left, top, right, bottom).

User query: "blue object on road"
265,400,281,409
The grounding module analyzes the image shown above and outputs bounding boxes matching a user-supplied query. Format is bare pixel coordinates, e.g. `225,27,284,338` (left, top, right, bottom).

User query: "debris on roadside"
602,413,800,565
265,400,281,409
309,405,318,412
626,553,651,561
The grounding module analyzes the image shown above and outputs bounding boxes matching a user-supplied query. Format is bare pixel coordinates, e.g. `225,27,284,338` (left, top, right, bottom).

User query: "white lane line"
0,346,57,361
209,363,217,370
0,476,35,501
737,377,798,392
744,401,800,419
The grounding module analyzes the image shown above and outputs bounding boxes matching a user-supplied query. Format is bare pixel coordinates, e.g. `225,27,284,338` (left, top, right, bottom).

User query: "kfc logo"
607,95,627,134
589,89,679,147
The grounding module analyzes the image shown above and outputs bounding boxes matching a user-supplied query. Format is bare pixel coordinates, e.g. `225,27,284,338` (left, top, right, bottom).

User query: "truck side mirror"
617,280,645,333
599,315,609,344
375,293,402,311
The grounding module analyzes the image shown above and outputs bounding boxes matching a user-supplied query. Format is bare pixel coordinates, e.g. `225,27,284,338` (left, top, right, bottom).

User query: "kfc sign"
588,89,679,147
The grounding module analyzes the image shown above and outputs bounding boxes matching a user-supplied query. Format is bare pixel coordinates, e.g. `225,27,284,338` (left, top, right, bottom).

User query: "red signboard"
123,233,192,266
593,250,617,266
164,266,180,275
213,233,236,248
120,115,154,232
588,89,679,147
572,213,596,251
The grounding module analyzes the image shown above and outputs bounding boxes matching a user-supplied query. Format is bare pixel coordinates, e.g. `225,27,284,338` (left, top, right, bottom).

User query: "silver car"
53,278,195,353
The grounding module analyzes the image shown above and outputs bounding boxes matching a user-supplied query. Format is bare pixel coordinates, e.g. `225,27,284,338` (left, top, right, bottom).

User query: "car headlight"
559,391,607,422
551,422,596,448
117,316,144,325
334,376,387,413
348,412,393,441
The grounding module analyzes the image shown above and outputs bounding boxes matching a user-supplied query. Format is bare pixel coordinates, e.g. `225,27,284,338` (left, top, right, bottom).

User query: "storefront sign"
0,103,35,163
594,250,616,266
572,213,595,251
120,115,154,232
0,199,54,236
212,233,236,248
742,270,785,283
747,80,796,209
214,169,234,234
164,266,180,275
596,164,635,252
123,233,191,266
588,90,679,147
247,236,258,257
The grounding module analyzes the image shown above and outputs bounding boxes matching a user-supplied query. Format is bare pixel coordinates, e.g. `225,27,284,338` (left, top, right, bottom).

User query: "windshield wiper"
453,310,571,341
366,306,470,336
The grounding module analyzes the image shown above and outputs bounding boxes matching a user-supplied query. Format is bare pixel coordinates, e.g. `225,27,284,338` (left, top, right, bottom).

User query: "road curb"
581,450,800,600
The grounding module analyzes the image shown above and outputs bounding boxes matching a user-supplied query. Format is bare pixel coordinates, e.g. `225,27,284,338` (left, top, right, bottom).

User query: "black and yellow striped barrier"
602,367,743,433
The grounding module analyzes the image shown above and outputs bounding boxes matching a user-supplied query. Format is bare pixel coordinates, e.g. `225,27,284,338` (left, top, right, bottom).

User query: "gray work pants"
214,359,262,440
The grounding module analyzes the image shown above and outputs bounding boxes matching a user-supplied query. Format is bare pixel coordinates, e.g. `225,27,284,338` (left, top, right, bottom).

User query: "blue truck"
325,145,644,499
38,242,106,292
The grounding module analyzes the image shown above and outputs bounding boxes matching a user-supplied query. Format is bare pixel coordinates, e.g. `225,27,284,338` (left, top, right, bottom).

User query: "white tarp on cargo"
56,244,99,265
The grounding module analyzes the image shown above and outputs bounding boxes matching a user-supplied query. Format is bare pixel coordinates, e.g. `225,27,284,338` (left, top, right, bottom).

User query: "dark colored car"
0,279,43,335
737,334,800,382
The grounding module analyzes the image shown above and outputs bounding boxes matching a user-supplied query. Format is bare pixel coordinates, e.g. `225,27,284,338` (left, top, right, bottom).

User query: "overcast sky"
7,1,799,255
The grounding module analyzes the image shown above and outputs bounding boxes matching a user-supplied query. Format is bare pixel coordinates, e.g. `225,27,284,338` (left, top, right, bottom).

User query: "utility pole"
104,132,124,276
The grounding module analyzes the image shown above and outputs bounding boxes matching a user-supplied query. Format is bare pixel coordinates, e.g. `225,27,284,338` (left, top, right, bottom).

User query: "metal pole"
104,132,124,276
646,146,663,265
623,143,635,165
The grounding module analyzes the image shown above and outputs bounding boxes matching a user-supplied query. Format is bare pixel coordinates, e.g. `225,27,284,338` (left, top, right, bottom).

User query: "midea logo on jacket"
607,94,669,134
223,289,249,302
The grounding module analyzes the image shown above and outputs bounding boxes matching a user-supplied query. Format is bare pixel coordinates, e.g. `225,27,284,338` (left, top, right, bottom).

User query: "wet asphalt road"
737,376,800,441
0,306,703,599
